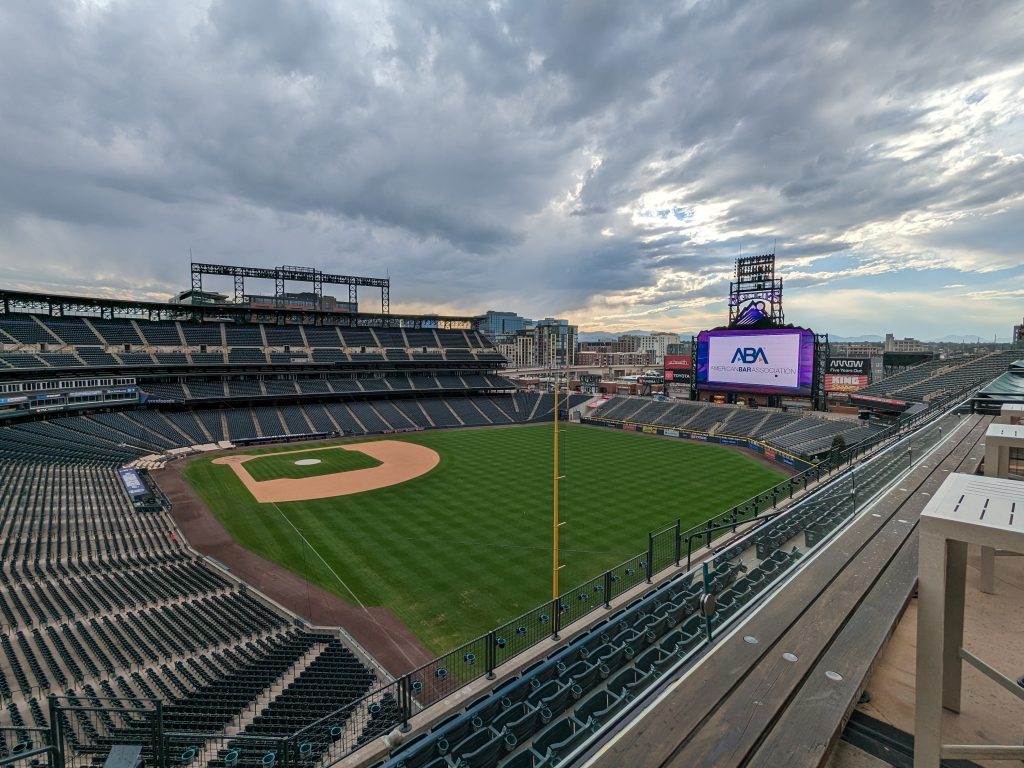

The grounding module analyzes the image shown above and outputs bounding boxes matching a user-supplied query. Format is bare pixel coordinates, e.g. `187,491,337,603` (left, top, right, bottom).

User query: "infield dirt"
212,441,440,503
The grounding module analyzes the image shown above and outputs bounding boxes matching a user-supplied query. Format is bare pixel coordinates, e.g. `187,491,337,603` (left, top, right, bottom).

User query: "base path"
213,440,440,503
154,457,436,676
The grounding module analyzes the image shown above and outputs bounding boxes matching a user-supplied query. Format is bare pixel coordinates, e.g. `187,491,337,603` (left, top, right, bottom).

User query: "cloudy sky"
1,1,1022,338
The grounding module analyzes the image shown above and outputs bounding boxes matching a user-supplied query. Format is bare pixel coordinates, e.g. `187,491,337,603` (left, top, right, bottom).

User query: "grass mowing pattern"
244,447,382,481
184,424,785,653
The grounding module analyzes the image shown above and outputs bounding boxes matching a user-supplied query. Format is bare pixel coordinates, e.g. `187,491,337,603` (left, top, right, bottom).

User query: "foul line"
271,502,423,669
272,503,367,609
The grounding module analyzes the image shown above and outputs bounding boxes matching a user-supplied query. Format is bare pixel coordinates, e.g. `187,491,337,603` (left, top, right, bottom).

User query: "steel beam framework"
189,262,390,317
729,253,784,326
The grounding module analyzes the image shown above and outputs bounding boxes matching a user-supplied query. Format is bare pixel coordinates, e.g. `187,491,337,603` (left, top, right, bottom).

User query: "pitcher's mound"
294,458,322,466
213,441,440,503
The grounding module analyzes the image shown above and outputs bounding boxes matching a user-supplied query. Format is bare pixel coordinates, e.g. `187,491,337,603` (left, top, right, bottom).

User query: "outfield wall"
579,416,816,471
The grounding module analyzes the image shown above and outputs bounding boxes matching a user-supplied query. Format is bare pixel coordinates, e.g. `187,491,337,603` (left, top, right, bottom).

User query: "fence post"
686,536,694,570
485,632,496,680
400,676,412,732
551,598,561,641
701,562,713,643
47,694,64,768
646,534,654,584
603,571,612,609
154,699,164,768
674,520,682,567
705,519,713,549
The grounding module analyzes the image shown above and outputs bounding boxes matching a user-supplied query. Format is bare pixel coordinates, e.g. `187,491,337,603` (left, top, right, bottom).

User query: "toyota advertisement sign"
663,354,692,384
696,328,814,395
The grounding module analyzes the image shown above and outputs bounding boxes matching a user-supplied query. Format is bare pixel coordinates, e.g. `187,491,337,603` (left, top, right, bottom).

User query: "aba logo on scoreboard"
731,347,769,365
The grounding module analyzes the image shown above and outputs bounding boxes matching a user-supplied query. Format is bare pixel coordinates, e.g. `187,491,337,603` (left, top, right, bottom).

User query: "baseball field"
183,423,786,652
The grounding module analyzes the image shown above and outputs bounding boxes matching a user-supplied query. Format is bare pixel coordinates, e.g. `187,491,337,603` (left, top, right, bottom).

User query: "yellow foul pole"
553,376,560,601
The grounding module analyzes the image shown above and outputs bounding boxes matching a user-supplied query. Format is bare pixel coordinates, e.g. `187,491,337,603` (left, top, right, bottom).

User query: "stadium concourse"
0,288,1021,768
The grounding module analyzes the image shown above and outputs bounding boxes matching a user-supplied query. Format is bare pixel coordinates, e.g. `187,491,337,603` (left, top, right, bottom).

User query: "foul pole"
553,376,560,601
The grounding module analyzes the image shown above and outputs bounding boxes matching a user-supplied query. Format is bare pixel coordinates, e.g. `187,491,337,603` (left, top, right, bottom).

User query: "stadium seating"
588,396,885,459
264,326,305,347
303,326,343,347
377,537,807,768
40,317,104,346
225,324,264,346
0,315,59,344
181,323,223,347
0,315,507,386
856,350,1020,402
90,320,143,346
0,439,386,768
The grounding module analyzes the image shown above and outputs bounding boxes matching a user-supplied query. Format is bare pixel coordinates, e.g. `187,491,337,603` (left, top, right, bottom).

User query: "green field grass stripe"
270,502,368,609
186,424,786,652
244,446,382,481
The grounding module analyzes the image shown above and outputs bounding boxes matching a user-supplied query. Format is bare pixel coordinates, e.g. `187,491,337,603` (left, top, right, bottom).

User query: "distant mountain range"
578,330,1014,344
827,335,885,343
831,334,1012,344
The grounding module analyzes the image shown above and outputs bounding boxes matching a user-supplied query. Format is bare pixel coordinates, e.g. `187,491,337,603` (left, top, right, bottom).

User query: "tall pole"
553,375,560,601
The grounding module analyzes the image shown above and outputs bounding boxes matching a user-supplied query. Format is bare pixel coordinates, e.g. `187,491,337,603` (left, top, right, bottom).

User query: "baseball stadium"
0,259,1022,768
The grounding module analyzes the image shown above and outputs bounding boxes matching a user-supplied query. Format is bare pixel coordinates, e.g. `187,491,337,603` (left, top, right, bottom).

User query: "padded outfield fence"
10,386,976,768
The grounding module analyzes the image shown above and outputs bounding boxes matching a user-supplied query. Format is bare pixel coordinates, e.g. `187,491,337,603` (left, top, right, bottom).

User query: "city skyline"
0,1,1022,339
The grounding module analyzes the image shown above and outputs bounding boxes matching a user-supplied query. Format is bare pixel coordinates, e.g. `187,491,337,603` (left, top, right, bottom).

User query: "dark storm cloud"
0,0,1021,334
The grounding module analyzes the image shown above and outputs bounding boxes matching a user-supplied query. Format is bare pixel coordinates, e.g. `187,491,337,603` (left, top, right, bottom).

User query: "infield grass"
184,424,785,653
243,446,381,481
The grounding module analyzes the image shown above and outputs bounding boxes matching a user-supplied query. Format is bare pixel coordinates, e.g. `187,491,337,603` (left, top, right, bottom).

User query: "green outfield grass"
243,446,381,481
184,424,785,653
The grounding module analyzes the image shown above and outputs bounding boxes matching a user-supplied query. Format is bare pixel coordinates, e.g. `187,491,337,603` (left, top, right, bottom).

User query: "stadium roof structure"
0,287,480,329
972,359,1024,412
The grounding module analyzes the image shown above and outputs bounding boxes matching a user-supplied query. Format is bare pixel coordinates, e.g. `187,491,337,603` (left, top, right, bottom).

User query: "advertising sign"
825,357,871,392
825,374,871,392
827,358,871,375
663,355,692,370
117,468,148,498
664,355,692,386
696,328,814,395
850,393,909,410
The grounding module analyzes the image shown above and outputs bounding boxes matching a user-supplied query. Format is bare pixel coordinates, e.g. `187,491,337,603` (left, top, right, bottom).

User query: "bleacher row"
590,397,881,458
374,550,817,767
143,374,513,404
0,454,390,767
0,383,588,763
855,350,1019,402
0,393,591,466
0,315,503,369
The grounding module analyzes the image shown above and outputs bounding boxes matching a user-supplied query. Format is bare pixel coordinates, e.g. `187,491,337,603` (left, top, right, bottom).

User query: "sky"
0,0,1022,339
